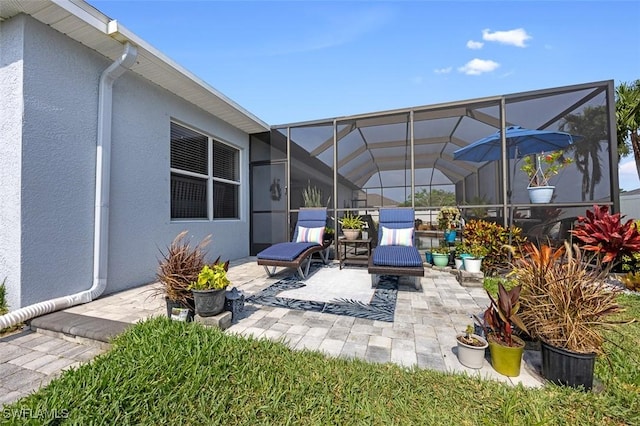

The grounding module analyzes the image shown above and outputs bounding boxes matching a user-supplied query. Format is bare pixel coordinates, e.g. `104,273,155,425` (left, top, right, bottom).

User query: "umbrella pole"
508,147,518,248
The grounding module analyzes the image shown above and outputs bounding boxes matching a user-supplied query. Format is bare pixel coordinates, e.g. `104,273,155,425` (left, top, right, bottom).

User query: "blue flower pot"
425,252,433,264
444,230,457,242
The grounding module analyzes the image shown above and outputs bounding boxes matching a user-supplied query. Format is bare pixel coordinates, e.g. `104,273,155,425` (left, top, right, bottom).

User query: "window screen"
170,122,240,220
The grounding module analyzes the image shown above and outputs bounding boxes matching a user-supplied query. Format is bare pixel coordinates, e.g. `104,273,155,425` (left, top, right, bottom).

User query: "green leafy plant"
514,242,626,354
462,244,489,259
476,283,528,347
156,231,210,304
436,206,461,230
190,261,230,291
482,276,518,299
570,204,640,268
302,184,323,207
431,244,451,255
339,212,364,230
462,219,526,275
520,150,573,187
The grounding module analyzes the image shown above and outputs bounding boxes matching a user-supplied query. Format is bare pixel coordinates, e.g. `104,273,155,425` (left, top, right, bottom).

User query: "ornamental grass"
513,242,627,355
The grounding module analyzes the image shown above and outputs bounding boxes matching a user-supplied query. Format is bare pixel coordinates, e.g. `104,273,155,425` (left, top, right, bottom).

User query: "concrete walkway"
0,257,544,408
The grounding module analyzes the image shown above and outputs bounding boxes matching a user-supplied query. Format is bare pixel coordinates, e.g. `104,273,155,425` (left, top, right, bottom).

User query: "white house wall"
0,16,25,312
4,16,250,308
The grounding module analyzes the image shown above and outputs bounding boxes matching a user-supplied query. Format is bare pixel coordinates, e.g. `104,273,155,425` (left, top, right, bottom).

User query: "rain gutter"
0,41,138,329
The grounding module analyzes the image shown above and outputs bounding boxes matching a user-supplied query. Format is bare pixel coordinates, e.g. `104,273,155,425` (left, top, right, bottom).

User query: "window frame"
170,121,242,221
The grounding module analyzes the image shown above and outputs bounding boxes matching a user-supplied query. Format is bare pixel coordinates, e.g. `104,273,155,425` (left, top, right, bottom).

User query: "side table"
339,238,372,269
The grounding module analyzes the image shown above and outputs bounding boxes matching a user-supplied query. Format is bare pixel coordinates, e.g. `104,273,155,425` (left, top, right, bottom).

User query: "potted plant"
436,206,461,241
453,242,468,269
475,283,529,377
520,150,572,203
513,242,628,390
456,324,489,369
155,231,211,321
461,244,488,273
431,245,451,267
190,259,230,317
339,212,365,240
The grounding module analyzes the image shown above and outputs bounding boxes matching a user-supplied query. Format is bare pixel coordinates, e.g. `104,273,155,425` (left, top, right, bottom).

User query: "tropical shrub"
571,205,640,270
462,219,527,275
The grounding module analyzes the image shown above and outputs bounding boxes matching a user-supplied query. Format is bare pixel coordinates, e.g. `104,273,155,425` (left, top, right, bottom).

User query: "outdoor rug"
246,264,397,322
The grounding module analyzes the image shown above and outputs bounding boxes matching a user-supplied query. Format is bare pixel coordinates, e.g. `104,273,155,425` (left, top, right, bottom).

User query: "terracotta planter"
488,335,525,377
457,334,488,369
342,229,361,240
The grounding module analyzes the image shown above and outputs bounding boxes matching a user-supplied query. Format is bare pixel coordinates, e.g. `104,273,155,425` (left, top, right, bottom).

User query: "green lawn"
4,294,639,425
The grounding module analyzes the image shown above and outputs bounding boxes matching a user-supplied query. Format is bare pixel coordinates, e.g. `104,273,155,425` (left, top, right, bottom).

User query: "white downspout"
0,42,138,329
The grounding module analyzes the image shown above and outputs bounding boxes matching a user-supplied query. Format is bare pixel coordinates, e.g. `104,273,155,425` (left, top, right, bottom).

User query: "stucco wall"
0,16,25,312
9,16,251,307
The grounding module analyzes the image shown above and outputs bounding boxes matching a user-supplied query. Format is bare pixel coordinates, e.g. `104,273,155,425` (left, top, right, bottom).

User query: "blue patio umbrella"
453,126,580,242
453,126,579,162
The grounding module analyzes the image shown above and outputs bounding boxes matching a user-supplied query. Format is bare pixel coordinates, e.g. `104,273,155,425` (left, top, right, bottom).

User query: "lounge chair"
257,207,330,279
368,208,424,290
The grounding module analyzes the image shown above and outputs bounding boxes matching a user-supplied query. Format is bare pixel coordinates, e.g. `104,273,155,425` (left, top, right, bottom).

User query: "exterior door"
250,161,287,255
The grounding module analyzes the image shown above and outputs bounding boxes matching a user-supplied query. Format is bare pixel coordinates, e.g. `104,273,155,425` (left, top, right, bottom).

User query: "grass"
4,295,639,425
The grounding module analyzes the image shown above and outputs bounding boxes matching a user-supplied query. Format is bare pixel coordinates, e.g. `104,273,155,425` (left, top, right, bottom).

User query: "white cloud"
434,67,452,74
466,40,484,49
482,28,532,47
458,59,499,75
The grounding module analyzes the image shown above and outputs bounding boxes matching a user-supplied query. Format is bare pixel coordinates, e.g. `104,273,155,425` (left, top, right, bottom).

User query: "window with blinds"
170,122,240,220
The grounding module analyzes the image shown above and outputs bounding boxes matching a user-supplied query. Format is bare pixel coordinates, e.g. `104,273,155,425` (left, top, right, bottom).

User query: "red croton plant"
571,204,640,268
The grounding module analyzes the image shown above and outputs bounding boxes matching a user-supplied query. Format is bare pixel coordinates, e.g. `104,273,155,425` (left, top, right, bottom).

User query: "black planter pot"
541,341,596,390
165,297,195,322
192,288,226,317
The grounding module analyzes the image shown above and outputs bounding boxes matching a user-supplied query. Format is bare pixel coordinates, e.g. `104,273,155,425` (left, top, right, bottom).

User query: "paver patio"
1,256,544,408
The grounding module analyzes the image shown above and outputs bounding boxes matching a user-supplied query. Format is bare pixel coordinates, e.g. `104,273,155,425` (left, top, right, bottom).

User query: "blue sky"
89,0,640,190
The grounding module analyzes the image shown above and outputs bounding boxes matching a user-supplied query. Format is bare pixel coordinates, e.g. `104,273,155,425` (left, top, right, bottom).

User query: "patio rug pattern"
247,265,398,322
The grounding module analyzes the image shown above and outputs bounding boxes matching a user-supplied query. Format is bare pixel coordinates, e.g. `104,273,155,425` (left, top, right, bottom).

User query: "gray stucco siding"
4,15,251,307
0,16,26,311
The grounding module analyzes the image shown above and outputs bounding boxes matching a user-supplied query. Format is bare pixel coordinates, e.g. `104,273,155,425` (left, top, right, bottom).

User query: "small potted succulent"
190,259,230,317
456,324,489,369
339,212,365,240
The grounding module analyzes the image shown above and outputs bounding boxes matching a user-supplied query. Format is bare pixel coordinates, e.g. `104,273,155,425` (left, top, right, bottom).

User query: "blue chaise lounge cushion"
257,242,319,262
372,245,423,267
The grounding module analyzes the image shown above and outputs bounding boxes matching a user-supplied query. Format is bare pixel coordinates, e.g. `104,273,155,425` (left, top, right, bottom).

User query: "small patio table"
339,237,372,269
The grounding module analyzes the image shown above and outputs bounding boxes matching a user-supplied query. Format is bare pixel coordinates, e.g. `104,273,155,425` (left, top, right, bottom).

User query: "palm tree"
560,106,608,201
616,80,640,180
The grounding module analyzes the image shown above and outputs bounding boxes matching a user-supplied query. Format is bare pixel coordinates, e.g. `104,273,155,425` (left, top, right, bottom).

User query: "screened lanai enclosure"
249,80,619,255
